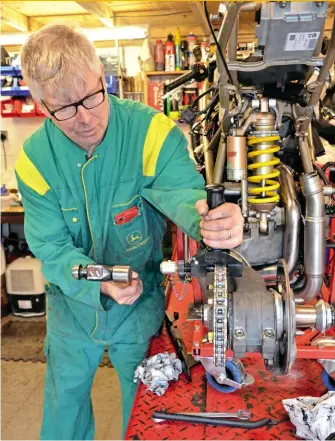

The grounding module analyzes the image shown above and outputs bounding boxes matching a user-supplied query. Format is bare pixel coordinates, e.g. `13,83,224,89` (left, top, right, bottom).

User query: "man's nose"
76,104,92,124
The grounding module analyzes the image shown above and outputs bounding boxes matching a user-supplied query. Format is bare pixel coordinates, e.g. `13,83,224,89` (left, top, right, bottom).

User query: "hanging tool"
177,409,252,420
152,409,278,428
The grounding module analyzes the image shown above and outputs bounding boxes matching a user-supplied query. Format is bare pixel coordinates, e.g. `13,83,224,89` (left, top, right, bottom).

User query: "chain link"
169,274,189,301
213,265,228,368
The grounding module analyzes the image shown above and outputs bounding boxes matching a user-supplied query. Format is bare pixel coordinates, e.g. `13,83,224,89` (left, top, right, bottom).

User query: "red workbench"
125,320,325,440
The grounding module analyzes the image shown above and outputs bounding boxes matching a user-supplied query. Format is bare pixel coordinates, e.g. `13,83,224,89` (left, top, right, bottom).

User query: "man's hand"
101,272,143,305
196,200,244,249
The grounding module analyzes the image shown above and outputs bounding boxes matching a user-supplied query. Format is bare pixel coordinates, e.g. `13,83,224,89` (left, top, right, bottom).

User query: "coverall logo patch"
127,230,143,245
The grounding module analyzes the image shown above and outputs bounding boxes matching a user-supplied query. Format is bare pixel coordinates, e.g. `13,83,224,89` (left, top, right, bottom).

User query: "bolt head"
263,328,275,340
234,328,246,340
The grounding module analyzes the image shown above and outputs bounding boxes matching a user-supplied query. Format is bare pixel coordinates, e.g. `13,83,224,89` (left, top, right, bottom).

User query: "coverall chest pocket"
61,208,82,247
111,196,152,260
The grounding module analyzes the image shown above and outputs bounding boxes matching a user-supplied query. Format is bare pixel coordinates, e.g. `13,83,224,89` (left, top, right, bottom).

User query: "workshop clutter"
154,30,209,72
1,97,44,118
148,81,199,118
134,352,182,396
5,256,46,317
283,392,335,440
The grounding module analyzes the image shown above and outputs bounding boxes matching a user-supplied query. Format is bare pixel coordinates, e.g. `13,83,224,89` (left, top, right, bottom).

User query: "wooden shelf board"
145,71,189,76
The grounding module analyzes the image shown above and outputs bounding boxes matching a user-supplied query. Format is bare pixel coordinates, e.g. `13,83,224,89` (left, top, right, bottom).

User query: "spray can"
165,33,175,72
175,28,181,71
186,33,197,67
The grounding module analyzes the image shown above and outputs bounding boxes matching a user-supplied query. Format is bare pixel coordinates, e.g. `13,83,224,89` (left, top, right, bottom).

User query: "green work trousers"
40,332,149,440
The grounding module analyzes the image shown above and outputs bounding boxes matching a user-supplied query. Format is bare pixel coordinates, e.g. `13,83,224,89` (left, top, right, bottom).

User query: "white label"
284,32,320,51
18,300,32,309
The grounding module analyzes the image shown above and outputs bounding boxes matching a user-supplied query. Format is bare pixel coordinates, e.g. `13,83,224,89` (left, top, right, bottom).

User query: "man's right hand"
101,272,143,305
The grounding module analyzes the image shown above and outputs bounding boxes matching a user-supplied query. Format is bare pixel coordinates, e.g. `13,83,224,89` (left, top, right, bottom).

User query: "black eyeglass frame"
41,77,105,121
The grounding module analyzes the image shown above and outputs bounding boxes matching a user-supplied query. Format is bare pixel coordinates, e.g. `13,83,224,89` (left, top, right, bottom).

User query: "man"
16,24,244,440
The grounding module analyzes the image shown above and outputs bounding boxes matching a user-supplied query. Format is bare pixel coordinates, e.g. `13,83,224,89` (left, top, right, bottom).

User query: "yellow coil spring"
247,135,281,204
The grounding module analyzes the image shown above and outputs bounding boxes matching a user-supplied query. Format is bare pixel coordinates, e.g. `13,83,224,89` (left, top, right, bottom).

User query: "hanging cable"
203,0,234,85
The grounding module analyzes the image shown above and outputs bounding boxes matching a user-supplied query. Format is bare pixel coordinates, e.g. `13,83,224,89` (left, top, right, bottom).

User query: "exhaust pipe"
294,172,325,302
278,165,300,275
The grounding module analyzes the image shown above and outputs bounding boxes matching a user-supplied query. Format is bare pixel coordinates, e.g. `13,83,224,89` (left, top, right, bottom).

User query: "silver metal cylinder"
241,179,249,217
112,265,132,283
294,172,325,301
259,212,268,234
298,137,314,174
296,300,334,333
324,186,335,196
278,164,301,275
315,300,334,333
295,305,317,328
160,260,177,275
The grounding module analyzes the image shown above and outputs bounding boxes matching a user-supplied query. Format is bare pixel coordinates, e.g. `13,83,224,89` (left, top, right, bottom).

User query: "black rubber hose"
313,162,329,185
152,411,276,429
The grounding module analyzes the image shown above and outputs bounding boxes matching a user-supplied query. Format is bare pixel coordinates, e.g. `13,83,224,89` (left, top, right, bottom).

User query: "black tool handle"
164,70,196,93
152,411,277,429
206,184,226,211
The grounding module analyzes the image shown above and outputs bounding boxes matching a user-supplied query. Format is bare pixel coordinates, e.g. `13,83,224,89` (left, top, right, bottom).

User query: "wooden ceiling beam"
76,2,114,27
188,1,210,37
0,3,29,32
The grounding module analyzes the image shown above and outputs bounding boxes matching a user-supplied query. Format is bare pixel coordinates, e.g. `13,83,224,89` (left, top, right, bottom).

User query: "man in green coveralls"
15,25,244,440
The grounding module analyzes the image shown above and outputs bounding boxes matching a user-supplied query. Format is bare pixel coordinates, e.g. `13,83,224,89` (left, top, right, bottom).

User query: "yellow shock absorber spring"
247,135,281,204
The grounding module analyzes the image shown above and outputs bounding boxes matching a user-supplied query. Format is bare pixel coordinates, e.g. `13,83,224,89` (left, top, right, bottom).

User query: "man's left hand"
196,200,244,249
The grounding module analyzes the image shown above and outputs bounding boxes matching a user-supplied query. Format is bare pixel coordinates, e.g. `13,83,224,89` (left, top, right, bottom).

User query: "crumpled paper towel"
134,352,182,396
283,391,335,440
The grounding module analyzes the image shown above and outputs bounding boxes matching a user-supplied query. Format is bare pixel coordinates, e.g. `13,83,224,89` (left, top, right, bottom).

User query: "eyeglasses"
41,77,105,121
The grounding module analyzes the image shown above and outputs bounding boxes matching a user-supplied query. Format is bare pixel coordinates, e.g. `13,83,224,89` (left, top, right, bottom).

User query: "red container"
0,99,20,118
165,34,175,72
17,99,37,117
148,82,164,111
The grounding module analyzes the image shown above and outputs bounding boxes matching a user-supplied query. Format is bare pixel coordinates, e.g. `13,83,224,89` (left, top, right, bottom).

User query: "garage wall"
1,117,45,188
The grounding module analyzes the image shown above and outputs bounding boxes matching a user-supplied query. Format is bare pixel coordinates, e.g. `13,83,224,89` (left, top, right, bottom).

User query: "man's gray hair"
21,24,101,103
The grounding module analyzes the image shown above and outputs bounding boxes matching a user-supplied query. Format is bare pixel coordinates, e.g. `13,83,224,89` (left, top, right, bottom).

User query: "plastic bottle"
154,40,165,71
165,33,175,72
175,28,181,71
180,40,188,70
186,33,197,67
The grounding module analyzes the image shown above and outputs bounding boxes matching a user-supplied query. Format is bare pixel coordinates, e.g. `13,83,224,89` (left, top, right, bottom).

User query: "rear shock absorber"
247,99,281,210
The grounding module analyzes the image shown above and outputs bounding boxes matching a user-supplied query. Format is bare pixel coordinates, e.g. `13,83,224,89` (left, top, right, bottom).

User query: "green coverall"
15,95,205,440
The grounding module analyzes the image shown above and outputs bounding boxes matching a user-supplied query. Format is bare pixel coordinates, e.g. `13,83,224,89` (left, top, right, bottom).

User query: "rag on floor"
283,391,335,440
134,352,182,396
